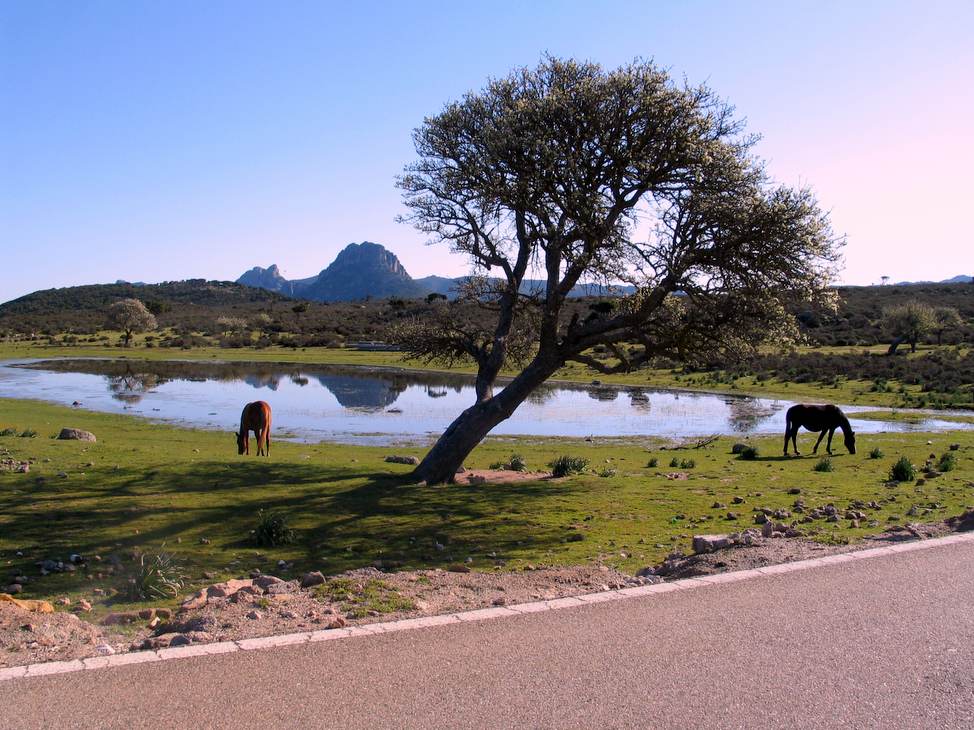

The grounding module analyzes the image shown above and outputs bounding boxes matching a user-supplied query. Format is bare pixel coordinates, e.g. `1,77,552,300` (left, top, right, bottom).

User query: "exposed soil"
457,469,552,485
1,516,968,669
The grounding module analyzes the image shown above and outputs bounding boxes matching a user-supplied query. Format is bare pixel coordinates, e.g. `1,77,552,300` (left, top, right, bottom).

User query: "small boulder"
384,455,419,465
57,428,96,442
692,534,733,554
253,575,286,591
301,571,326,588
731,443,749,454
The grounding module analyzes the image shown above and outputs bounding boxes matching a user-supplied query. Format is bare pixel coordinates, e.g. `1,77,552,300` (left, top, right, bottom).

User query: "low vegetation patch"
890,456,917,482
313,577,415,619
869,447,884,459
251,509,295,547
813,457,835,473
738,446,759,461
549,455,589,477
937,452,957,472
125,552,184,602
488,453,528,472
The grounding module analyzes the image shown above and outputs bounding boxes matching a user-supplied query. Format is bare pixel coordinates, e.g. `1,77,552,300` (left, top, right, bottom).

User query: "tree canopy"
395,57,842,483
106,298,157,346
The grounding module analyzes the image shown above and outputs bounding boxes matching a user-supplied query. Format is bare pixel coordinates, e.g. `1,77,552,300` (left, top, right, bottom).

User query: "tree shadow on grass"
0,460,573,582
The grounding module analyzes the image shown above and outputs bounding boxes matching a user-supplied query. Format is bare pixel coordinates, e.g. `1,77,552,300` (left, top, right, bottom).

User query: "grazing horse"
236,401,272,456
783,404,856,457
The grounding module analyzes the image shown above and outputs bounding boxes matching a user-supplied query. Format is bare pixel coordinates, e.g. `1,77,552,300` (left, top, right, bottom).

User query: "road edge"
3,531,973,682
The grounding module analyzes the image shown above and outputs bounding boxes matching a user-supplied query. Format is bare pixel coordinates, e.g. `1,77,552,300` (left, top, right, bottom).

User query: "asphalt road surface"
3,540,973,729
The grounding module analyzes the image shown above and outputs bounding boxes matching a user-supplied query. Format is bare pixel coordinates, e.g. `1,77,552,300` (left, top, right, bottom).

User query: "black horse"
783,404,856,456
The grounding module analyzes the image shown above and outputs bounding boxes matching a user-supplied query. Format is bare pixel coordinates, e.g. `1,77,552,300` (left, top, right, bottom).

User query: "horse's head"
845,430,857,455
235,431,245,455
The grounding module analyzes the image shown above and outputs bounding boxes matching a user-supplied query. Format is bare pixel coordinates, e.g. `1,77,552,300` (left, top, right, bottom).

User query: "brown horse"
783,404,856,456
236,401,272,456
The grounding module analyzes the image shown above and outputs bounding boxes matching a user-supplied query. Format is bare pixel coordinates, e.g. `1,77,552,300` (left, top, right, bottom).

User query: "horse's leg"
826,428,835,454
783,421,791,456
244,432,250,455
812,430,826,454
265,427,270,456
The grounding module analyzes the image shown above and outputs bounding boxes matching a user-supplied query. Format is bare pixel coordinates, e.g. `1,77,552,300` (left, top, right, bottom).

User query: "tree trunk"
412,358,558,484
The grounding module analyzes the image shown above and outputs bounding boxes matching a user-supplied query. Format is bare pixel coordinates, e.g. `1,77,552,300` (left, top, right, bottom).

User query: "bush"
19,429,37,438
598,467,617,478
126,552,184,601
647,457,659,468
738,446,759,461
937,452,957,472
0,427,17,437
251,509,295,547
549,455,589,478
890,457,916,482
669,457,680,468
680,459,696,469
508,453,528,472
813,457,834,473
869,447,884,459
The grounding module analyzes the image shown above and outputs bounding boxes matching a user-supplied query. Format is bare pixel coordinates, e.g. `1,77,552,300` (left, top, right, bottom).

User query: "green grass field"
1,397,972,617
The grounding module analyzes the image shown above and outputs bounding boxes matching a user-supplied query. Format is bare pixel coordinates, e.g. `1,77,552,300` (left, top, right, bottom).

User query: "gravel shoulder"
2,514,969,669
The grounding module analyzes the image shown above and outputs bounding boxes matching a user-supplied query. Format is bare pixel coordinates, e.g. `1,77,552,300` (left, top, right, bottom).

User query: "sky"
2,0,972,303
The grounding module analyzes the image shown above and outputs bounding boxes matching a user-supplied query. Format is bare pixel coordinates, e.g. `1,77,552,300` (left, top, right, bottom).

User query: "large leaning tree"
395,58,842,484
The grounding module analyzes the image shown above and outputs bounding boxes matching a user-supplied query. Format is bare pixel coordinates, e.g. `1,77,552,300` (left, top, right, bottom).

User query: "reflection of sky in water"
0,360,969,446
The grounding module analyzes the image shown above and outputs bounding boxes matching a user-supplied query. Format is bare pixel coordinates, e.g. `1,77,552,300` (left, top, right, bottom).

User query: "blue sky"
2,0,971,303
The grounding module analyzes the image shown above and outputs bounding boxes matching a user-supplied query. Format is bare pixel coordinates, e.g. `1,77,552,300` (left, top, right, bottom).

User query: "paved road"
3,541,973,729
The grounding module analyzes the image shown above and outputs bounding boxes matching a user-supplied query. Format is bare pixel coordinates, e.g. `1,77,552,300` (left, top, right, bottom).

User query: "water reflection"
2,358,969,446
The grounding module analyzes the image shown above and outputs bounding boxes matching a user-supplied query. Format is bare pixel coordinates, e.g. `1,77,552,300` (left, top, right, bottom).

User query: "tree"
882,301,936,354
394,58,841,484
106,298,157,347
933,306,963,346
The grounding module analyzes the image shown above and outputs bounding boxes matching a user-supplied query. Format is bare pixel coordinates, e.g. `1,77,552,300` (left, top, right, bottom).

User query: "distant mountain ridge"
894,275,972,286
237,241,636,302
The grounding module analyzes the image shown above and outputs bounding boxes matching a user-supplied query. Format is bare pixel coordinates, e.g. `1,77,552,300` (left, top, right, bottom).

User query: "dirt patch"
0,602,114,668
458,469,551,485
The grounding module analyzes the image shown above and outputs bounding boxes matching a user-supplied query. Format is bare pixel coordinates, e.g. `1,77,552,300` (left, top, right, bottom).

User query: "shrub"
813,457,834,473
869,447,884,459
251,509,295,547
19,429,37,438
937,452,957,472
126,552,184,601
738,446,759,461
598,467,617,478
488,453,528,472
549,455,589,478
680,459,696,469
669,457,680,468
0,427,17,437
890,457,916,482
647,457,659,468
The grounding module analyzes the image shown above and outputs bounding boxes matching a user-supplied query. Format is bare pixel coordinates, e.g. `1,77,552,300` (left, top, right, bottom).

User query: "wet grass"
0,397,972,617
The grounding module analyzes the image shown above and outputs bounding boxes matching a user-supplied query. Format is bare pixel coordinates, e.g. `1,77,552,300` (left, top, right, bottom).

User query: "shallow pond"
0,359,969,445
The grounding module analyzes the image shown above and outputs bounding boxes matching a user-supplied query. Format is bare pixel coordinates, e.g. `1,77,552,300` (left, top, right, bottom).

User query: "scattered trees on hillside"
106,298,157,346
933,306,963,346
883,301,936,354
394,57,841,483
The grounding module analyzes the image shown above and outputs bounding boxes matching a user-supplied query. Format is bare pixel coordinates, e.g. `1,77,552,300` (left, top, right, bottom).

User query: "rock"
761,521,774,538
731,443,749,454
94,643,115,656
731,496,746,505
253,575,286,590
266,582,296,596
102,611,141,626
726,512,739,520
301,571,326,588
447,564,471,573
180,590,208,610
788,488,801,495
692,534,733,554
712,501,726,509
0,594,54,613
75,599,92,613
156,608,172,620
326,616,347,629
245,610,262,620
5,583,23,594
205,578,254,599
55,596,70,606
57,428,96,442
949,443,960,451
384,455,420,465
754,512,769,525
